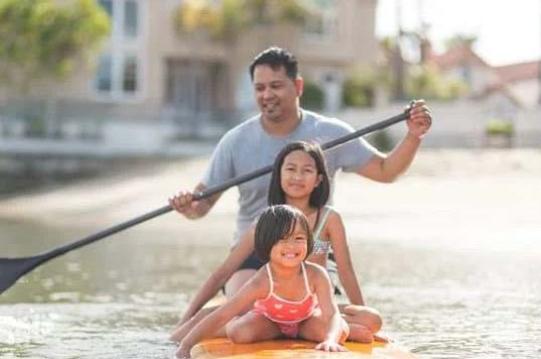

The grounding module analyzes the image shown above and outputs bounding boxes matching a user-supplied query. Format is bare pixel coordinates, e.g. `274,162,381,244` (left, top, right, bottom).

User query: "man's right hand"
169,183,221,219
169,190,204,219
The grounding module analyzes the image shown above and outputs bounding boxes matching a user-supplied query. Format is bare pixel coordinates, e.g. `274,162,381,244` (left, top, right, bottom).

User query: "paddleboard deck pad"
191,337,416,358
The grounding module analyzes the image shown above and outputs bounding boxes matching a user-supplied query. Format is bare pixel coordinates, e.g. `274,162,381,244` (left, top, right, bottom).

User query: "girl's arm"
176,273,266,358
179,227,256,324
309,264,347,351
326,211,365,305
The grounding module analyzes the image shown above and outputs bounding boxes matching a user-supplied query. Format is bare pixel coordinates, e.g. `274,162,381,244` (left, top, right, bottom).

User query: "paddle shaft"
9,110,409,266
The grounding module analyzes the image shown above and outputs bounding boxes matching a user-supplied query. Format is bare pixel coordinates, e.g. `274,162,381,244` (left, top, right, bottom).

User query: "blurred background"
0,0,540,358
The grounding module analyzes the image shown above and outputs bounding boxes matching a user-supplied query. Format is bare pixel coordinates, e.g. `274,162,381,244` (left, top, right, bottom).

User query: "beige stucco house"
1,0,378,142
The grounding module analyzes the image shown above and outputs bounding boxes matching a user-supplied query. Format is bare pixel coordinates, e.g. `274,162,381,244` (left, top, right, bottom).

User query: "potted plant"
485,119,514,148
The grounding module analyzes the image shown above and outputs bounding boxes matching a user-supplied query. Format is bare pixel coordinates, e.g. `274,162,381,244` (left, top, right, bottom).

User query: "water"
1,222,539,358
1,151,540,358
0,222,227,358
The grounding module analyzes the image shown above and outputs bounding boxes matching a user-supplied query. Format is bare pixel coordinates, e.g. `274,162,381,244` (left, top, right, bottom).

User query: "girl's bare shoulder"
304,261,329,280
246,266,271,297
324,206,343,224
322,206,345,236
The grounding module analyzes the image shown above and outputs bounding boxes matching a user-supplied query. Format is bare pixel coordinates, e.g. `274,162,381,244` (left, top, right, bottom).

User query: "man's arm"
357,100,432,183
169,183,222,219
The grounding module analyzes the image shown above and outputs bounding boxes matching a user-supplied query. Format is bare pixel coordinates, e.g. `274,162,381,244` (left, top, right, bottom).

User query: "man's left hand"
406,99,432,139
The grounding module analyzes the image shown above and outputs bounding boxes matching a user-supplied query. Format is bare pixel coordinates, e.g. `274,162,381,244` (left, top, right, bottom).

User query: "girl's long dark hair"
254,204,314,262
268,141,330,208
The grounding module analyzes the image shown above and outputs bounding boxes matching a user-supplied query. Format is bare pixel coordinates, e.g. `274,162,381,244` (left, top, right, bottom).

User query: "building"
428,43,540,110
493,61,540,109
0,0,379,145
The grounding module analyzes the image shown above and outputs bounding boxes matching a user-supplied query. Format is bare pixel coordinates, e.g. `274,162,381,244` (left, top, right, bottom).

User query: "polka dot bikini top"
253,262,317,324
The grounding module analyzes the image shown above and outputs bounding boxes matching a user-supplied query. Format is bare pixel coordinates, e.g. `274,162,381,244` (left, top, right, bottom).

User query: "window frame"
93,0,146,102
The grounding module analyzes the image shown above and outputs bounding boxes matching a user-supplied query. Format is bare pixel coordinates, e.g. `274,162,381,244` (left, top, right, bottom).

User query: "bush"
342,68,377,108
301,81,325,110
486,119,514,136
24,115,47,138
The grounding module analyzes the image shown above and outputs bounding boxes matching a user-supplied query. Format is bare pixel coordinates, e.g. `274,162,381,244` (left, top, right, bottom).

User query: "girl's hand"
175,344,191,359
315,340,348,352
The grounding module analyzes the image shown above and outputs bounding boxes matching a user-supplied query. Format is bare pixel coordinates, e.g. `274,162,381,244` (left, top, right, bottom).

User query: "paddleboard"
191,337,416,358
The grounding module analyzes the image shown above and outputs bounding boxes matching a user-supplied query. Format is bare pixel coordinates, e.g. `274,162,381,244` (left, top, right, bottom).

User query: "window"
94,0,143,99
122,55,138,92
96,54,113,92
99,0,113,17
124,0,138,38
302,0,337,40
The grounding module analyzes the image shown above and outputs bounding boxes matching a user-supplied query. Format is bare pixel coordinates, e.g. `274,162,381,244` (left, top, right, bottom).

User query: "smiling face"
254,204,314,263
280,150,322,201
269,221,309,267
252,64,303,124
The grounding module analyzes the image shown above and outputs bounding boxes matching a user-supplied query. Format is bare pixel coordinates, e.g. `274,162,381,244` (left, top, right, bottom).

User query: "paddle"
0,109,410,295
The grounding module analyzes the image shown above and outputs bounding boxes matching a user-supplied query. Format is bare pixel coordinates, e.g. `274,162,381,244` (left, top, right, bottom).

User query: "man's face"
252,64,303,123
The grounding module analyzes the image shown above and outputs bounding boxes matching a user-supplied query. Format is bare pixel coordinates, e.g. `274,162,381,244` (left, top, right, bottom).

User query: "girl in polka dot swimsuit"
175,205,349,358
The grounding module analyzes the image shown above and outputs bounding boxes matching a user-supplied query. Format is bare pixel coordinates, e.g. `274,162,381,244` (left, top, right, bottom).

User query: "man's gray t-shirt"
202,109,377,243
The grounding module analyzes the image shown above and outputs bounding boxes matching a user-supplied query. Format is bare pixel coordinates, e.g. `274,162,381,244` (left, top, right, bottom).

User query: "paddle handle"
193,110,410,201
46,110,409,259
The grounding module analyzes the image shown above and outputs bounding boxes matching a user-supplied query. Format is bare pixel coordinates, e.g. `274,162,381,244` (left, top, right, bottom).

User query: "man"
170,46,431,296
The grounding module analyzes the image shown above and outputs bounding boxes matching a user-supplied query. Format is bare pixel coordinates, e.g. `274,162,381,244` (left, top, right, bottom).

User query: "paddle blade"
0,256,46,295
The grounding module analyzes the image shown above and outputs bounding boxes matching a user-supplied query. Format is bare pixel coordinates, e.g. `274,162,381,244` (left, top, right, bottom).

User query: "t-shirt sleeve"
326,119,379,173
201,132,235,187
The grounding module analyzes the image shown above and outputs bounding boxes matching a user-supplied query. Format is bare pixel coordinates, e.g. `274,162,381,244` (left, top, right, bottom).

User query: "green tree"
175,0,310,41
405,64,468,101
0,0,110,92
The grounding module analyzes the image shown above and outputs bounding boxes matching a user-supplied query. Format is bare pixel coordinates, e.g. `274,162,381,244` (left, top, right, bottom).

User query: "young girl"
171,141,383,344
175,205,349,358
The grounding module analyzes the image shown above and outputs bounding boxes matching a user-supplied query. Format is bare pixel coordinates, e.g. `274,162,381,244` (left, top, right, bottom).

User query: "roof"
494,61,540,83
428,44,490,70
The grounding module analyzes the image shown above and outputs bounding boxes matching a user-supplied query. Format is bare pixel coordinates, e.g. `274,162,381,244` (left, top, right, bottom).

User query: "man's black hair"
249,46,298,80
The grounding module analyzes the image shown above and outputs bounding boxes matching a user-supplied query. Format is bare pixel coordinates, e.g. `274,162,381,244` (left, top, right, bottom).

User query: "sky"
376,0,541,66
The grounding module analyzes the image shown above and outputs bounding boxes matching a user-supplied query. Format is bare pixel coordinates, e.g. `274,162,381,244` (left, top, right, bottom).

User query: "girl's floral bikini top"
312,206,333,255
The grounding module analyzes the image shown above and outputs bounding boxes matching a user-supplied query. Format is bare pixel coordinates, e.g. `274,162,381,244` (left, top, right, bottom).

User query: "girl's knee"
299,316,332,342
306,325,328,342
226,322,256,344
342,305,382,333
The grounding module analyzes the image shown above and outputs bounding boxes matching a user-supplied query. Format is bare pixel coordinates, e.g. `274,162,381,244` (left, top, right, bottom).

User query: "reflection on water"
1,219,540,358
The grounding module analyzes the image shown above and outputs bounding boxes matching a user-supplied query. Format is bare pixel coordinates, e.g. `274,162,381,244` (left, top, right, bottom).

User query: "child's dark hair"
254,205,314,262
268,141,330,208
249,46,298,81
